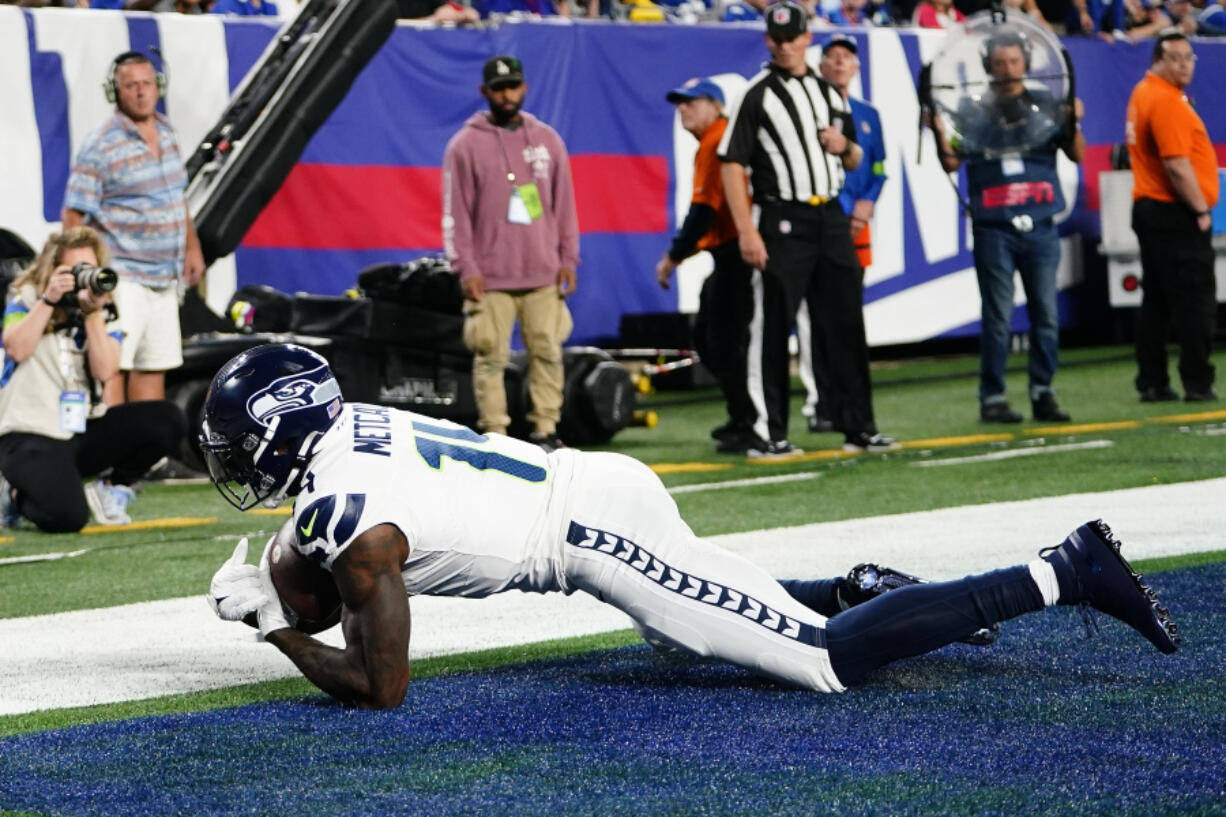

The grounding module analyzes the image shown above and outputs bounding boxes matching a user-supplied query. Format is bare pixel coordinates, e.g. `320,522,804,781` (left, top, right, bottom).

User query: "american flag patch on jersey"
566,521,825,649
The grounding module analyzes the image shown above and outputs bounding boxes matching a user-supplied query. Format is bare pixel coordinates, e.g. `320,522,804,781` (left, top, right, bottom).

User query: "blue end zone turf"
2,564,1224,817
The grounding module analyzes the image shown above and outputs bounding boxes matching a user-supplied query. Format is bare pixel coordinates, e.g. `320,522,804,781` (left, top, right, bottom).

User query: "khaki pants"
463,286,573,436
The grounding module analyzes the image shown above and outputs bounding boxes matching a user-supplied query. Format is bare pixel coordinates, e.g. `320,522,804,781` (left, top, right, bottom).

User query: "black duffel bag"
357,255,462,315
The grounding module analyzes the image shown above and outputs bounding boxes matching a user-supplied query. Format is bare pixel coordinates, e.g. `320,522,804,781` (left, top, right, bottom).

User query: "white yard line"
2,477,1224,716
911,440,1114,467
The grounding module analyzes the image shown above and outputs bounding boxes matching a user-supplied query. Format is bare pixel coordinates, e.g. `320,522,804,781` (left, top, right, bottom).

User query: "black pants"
754,200,876,442
0,400,186,533
1132,198,1217,394
693,240,754,430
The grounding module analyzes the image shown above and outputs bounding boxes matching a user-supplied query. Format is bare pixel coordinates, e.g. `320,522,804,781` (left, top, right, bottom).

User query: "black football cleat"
839,563,1001,647
1040,520,1180,654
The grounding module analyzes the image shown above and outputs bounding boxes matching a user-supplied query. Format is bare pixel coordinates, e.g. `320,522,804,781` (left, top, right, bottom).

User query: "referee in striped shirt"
720,1,897,457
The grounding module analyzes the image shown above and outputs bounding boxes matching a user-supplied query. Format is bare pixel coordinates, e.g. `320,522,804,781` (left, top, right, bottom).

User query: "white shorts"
112,279,183,372
558,451,844,693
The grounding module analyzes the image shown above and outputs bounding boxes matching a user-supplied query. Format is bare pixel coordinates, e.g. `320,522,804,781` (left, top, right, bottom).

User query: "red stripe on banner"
1082,144,1113,213
1083,143,1226,213
244,165,443,249
570,154,670,234
243,155,669,250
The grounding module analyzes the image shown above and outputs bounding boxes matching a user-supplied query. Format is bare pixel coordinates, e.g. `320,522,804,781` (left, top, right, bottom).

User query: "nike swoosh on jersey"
300,508,319,538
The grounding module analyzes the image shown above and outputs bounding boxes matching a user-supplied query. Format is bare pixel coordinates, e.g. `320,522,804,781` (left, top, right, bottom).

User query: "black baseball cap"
822,34,858,56
483,55,524,89
765,1,808,41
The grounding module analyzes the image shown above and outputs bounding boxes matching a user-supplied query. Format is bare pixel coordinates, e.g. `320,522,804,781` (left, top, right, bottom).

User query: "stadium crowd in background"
5,0,1222,36
62,51,204,408
0,0,273,13
912,0,966,26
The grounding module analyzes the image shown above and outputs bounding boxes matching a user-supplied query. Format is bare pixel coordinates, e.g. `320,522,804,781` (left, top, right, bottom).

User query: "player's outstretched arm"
267,524,411,709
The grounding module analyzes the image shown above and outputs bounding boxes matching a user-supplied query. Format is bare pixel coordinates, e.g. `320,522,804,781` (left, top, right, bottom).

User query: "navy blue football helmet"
198,343,343,510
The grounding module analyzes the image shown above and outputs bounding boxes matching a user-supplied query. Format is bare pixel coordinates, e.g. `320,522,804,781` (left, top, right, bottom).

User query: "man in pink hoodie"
443,55,580,452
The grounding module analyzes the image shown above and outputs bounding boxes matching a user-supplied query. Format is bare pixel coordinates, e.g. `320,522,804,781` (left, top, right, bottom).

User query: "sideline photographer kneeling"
0,227,185,532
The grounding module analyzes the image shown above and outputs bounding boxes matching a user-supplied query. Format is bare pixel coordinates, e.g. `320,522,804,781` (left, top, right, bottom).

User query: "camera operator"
928,29,1085,425
0,228,186,532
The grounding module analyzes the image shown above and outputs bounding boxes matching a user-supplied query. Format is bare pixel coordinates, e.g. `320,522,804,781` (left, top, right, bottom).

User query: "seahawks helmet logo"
247,366,342,426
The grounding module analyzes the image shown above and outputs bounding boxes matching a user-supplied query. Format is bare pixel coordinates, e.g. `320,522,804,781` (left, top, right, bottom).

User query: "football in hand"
267,518,342,634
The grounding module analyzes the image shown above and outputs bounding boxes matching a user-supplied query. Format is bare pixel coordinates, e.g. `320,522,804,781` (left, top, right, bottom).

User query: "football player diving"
202,344,1179,708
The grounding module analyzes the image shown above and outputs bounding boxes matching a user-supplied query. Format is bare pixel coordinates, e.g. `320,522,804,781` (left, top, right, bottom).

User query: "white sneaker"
84,480,133,526
745,439,804,459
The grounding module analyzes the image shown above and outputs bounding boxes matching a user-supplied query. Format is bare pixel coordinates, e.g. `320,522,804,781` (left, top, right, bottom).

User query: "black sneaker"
745,439,803,459
980,401,1023,423
1039,520,1179,654
1031,393,1071,422
710,420,743,443
838,563,1000,647
842,432,900,453
1184,387,1218,402
715,430,755,455
807,415,835,433
529,432,565,454
1139,385,1180,402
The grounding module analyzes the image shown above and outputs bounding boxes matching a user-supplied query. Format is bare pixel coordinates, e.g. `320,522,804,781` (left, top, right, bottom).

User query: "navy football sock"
825,566,1044,686
778,578,844,617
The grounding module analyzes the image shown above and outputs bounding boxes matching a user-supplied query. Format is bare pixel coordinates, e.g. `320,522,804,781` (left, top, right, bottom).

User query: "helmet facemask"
198,344,344,512
200,419,276,511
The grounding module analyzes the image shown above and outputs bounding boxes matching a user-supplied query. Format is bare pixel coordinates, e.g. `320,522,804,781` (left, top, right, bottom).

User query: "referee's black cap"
765,1,808,41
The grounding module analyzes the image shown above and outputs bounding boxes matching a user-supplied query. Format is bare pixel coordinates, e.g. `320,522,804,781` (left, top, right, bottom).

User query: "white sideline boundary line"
0,548,90,566
911,440,1114,467
2,477,1225,716
668,472,820,494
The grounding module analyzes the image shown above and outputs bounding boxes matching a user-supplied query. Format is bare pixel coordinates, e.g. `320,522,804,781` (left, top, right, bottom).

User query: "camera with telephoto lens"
60,263,118,307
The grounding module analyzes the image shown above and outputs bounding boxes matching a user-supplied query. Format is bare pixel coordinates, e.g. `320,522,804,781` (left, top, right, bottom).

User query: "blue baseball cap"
822,34,858,55
666,77,725,105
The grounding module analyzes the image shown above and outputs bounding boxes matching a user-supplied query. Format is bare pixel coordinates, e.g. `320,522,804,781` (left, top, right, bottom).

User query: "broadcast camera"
61,263,118,307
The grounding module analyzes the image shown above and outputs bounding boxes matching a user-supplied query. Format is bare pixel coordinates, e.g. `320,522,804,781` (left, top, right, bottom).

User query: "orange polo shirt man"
1126,31,1220,402
655,77,755,453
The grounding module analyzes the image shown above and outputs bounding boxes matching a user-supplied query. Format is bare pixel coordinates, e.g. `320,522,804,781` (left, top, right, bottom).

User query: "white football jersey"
288,403,574,597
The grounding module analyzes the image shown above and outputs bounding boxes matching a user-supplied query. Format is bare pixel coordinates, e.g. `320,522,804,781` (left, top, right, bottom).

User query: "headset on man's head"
102,50,167,104
980,29,1033,74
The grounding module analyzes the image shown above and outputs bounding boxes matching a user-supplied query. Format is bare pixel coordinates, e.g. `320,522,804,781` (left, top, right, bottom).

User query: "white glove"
255,531,292,638
208,538,267,622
